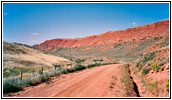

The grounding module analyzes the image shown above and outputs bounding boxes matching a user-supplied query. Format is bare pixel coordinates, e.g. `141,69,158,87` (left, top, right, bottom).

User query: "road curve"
13,64,124,97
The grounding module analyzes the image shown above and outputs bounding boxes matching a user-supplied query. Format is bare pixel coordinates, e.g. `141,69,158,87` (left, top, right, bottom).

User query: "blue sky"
3,3,169,45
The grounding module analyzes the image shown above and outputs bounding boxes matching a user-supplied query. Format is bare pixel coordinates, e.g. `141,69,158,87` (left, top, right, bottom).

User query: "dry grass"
3,42,70,68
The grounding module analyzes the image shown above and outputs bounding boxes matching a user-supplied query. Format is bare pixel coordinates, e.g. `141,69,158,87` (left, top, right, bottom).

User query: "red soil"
37,19,169,50
146,62,169,97
145,44,163,52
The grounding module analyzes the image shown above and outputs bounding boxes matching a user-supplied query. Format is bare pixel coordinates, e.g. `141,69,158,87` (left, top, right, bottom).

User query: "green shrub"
38,70,43,75
22,77,35,86
93,59,103,62
74,64,86,71
87,62,114,68
114,43,122,48
159,42,168,47
75,59,85,64
22,72,49,86
142,68,151,75
3,78,23,93
154,37,159,41
159,66,164,71
146,80,159,96
151,62,158,71
61,64,85,74
136,52,156,71
53,64,61,69
3,69,62,93
61,68,69,74
158,57,169,67
150,81,158,87
143,52,155,63
53,70,61,76
109,85,113,88
165,78,169,92
40,73,49,82
87,63,101,68
67,67,76,73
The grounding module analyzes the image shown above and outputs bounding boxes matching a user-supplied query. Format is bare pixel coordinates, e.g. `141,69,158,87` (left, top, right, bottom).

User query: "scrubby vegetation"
3,59,118,94
109,85,114,89
142,68,151,75
49,37,166,63
3,77,23,93
159,66,164,71
61,64,86,74
130,44,169,97
75,59,85,64
143,80,159,96
87,63,103,68
149,81,159,96
3,66,34,78
151,62,158,72
134,51,156,71
3,69,61,93
3,63,87,93
114,43,122,48
165,78,169,92
153,37,159,41
93,59,103,62
87,62,118,68
159,36,169,47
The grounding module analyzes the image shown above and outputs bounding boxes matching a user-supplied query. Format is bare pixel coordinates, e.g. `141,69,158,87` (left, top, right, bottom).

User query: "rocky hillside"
37,19,169,50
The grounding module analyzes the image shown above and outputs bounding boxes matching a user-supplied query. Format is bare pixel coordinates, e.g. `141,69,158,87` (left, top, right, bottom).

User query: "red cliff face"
38,19,169,50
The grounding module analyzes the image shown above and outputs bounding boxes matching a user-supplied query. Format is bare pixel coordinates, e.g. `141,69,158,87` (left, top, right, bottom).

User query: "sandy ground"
12,64,125,97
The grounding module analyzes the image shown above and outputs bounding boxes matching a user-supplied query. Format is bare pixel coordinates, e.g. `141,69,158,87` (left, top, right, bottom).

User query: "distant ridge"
37,19,169,50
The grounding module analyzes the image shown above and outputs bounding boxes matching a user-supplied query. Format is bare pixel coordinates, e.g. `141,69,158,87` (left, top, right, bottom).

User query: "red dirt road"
13,64,125,97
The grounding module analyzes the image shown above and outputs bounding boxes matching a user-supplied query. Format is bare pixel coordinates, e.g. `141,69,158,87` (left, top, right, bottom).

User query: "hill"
3,41,70,68
34,20,169,65
37,19,169,50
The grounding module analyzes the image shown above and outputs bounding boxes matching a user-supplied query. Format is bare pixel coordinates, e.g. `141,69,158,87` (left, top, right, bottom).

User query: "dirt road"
13,64,125,97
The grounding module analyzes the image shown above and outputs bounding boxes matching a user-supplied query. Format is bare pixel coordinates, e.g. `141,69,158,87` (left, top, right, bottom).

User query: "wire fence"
3,63,74,81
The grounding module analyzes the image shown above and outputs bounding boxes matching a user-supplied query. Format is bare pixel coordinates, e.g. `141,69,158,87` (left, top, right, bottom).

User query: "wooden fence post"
20,72,22,80
20,71,22,85
42,67,43,74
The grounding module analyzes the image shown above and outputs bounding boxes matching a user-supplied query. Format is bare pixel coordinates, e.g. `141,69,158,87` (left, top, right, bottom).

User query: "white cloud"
131,22,136,25
32,33,39,36
4,13,8,16
31,40,38,43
